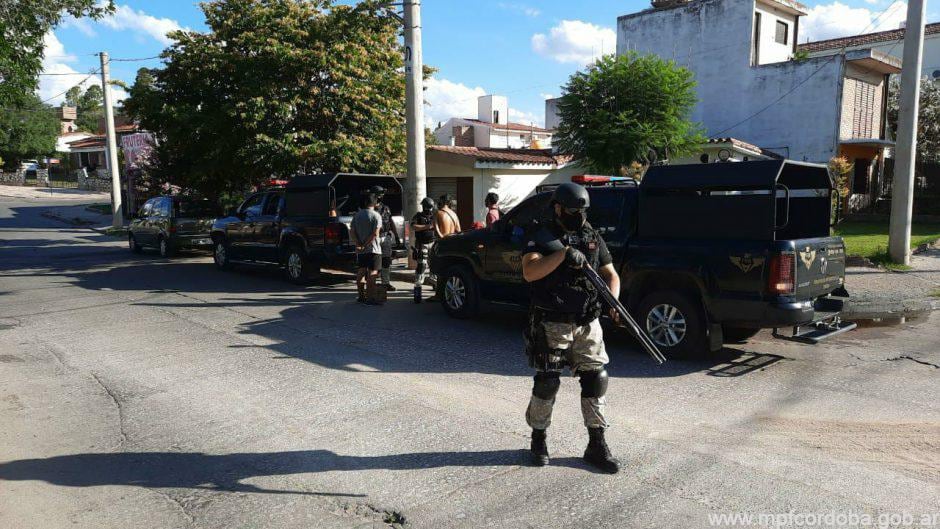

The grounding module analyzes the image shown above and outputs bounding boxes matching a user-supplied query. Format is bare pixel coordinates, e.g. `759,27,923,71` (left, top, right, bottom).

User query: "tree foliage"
124,0,407,197
553,52,704,175
0,0,114,106
64,83,103,132
0,94,59,166
887,76,940,165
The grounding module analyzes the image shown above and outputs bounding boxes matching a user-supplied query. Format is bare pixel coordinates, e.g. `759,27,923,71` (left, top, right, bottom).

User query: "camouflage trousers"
413,242,436,288
525,318,610,430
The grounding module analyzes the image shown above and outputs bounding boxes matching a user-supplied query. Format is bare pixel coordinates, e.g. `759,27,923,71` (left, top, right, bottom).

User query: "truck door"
481,194,551,302
253,192,283,263
230,192,265,259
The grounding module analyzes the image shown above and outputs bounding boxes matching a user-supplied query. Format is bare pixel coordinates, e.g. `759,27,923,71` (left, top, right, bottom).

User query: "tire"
128,233,142,254
440,264,480,319
284,244,318,285
213,238,232,270
635,290,708,359
158,236,175,258
722,326,762,344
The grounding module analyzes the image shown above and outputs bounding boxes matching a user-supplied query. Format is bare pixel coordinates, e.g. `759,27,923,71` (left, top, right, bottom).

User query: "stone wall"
0,169,26,186
77,169,112,192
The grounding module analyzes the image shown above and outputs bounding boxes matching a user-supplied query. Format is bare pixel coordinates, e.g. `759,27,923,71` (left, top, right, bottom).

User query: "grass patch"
931,289,940,298
835,221,940,266
86,203,111,215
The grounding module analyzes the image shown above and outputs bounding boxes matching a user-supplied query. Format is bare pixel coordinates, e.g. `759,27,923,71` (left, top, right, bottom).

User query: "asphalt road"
1,192,938,529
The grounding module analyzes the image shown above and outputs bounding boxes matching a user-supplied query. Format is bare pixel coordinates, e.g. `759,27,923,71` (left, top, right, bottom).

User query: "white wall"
478,95,508,124
754,1,798,65
811,33,940,81
617,0,843,162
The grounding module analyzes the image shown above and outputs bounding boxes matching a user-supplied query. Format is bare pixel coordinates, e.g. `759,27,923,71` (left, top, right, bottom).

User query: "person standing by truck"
485,192,501,228
369,186,397,292
434,194,461,239
351,193,384,305
520,182,622,474
411,196,437,304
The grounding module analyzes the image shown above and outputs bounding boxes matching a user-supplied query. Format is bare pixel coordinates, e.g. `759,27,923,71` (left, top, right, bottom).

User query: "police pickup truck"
210,173,406,284
429,160,856,358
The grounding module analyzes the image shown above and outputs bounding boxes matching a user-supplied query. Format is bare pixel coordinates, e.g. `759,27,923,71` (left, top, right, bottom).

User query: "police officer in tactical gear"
411,196,437,303
521,182,622,474
369,185,396,291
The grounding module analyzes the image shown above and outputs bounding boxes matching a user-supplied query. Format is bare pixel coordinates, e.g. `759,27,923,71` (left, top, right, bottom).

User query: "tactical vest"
530,223,603,323
378,204,393,236
412,211,435,244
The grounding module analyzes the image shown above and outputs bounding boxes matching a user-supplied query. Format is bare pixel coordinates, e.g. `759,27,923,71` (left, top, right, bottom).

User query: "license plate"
191,238,212,245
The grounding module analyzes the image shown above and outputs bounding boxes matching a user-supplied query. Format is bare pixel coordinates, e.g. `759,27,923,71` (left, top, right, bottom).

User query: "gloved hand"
565,246,587,269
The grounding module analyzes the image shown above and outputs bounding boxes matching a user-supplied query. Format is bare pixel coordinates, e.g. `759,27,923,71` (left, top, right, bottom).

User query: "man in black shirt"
521,182,622,474
410,197,437,303
369,186,397,292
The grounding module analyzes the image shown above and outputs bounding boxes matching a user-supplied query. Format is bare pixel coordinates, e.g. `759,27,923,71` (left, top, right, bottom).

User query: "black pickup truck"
210,173,406,283
429,160,856,357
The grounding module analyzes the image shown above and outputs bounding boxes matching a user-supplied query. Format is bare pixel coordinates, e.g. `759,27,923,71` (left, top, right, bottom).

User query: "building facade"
433,95,554,149
617,0,900,204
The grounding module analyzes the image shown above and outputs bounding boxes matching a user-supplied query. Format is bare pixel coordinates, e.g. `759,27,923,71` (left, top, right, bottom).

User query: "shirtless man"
434,194,461,239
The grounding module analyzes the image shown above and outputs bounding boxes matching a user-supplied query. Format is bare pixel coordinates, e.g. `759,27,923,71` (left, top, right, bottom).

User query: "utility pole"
100,52,123,228
403,0,427,221
889,0,927,265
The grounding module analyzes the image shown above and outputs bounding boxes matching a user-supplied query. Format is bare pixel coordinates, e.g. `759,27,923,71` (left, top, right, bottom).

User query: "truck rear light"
768,253,795,295
325,223,342,245
168,226,177,234
571,175,633,184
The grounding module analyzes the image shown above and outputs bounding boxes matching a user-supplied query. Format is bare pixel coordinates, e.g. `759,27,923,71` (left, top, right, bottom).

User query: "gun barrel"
583,265,667,365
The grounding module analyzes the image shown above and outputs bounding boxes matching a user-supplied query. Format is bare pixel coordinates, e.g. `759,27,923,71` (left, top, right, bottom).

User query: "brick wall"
452,126,474,147
840,66,885,140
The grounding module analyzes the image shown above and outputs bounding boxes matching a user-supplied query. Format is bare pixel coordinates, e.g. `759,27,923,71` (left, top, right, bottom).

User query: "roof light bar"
571,175,632,184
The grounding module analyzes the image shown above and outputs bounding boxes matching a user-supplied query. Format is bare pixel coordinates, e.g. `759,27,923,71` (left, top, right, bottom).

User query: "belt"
533,309,583,324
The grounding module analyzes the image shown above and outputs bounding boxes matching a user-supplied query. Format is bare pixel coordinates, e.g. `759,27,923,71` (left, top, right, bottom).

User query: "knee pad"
532,371,561,400
579,369,608,398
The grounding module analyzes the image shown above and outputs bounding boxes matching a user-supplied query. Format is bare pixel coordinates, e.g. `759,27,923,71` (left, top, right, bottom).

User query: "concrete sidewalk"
0,184,110,202
842,248,940,319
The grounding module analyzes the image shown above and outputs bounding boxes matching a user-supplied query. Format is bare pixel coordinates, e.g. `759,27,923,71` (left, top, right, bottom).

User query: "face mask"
558,209,586,232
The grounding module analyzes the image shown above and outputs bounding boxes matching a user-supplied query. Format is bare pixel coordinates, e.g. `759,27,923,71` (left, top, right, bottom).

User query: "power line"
712,0,907,137
38,69,101,105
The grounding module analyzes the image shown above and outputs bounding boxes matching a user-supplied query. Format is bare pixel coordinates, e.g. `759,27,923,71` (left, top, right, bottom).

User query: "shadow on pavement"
0,448,592,495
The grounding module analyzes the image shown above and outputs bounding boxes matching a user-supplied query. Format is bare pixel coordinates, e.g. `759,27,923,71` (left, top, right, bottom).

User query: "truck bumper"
715,296,847,328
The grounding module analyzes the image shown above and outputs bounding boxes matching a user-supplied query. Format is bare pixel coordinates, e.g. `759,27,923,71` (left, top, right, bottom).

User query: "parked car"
129,196,221,258
210,173,407,284
429,160,856,358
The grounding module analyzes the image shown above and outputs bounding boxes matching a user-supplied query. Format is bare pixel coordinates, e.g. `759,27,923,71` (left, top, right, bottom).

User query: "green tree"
553,52,705,174
0,94,59,167
887,77,940,165
76,84,103,132
124,0,407,197
0,0,114,106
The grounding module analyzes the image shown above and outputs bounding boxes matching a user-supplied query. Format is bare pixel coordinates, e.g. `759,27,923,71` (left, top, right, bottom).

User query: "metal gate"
47,166,78,188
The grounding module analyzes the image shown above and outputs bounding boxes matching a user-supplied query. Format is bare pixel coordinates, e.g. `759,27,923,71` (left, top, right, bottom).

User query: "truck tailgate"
793,237,846,299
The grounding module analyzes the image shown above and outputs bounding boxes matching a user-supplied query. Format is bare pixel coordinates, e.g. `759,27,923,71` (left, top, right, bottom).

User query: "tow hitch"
773,316,857,344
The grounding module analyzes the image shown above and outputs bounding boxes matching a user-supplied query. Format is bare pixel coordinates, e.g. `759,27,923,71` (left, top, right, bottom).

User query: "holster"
524,311,565,371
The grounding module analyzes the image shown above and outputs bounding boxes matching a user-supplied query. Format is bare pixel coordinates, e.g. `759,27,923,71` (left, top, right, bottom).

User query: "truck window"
506,194,552,229
176,198,222,218
284,189,330,217
586,190,625,237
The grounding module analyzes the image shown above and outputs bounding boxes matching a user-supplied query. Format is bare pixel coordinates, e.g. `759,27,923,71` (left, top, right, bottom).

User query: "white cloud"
531,20,616,65
801,1,908,42
423,77,486,128
423,77,544,128
39,32,128,106
97,3,183,46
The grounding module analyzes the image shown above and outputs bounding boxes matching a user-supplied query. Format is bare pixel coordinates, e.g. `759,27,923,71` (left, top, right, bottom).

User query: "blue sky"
40,0,927,127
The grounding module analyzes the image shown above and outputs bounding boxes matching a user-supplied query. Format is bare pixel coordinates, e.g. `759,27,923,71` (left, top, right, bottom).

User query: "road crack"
89,373,128,451
884,355,940,369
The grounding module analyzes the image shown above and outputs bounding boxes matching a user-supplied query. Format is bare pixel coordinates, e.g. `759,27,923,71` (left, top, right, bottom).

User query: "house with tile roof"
799,22,940,81
618,0,901,209
432,95,554,150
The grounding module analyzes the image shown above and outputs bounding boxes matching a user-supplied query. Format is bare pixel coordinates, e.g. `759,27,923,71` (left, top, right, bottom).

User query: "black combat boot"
530,429,549,466
413,286,422,304
583,427,620,474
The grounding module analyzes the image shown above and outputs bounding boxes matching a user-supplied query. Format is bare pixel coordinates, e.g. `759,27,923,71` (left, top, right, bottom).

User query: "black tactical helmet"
551,182,590,209
420,197,435,210
368,185,386,196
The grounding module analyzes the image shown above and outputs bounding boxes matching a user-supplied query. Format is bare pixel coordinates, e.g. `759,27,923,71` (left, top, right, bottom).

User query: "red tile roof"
798,23,940,54
67,136,105,149
462,119,553,133
429,145,573,165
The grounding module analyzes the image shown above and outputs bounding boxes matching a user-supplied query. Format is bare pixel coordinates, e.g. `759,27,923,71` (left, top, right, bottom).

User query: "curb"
841,297,940,320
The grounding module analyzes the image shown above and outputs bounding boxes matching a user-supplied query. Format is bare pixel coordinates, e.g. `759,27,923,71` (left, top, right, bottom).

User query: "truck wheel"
635,290,707,359
285,245,318,285
441,264,480,319
213,238,232,270
722,326,762,344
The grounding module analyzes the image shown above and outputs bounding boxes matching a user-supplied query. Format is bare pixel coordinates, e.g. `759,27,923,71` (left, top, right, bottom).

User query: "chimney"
478,95,508,125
